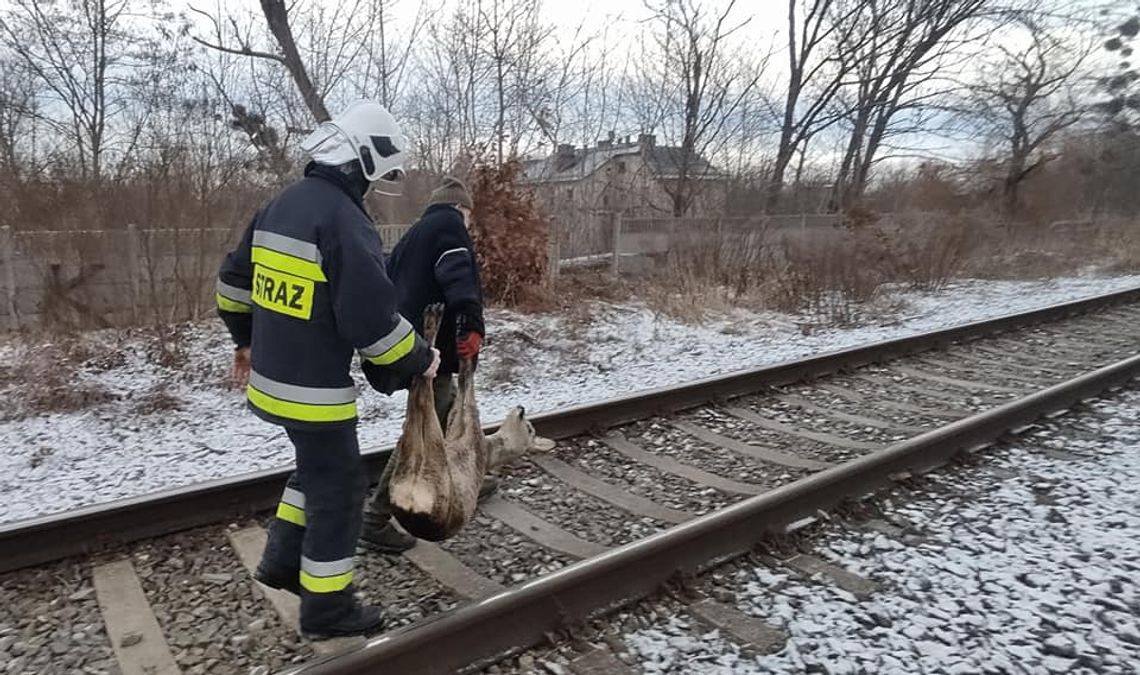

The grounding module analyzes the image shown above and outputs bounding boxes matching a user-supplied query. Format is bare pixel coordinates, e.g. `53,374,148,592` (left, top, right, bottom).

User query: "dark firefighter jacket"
215,163,432,429
386,203,485,374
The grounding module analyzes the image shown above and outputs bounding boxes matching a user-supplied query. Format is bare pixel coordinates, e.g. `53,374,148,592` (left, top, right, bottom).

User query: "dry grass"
138,324,190,369
623,212,1138,326
962,218,1140,280
0,332,118,420
131,384,183,415
0,322,197,421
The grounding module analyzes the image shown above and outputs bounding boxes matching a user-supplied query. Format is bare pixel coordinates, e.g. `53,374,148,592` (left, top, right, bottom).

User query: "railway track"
1,288,1138,675
484,390,1140,675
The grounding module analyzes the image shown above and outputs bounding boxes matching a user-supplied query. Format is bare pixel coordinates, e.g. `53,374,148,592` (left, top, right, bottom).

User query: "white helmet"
301,100,407,187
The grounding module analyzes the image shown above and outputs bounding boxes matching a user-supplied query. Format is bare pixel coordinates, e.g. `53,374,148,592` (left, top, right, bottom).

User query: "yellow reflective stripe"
251,246,327,282
275,502,306,526
360,316,413,359
364,330,416,366
216,292,252,313
299,570,354,593
247,385,357,423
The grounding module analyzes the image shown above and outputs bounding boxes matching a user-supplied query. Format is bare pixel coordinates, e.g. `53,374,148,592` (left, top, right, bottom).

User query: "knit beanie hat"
427,177,474,210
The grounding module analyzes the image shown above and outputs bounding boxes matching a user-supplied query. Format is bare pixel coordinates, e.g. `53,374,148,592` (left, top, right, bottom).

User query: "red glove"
457,331,482,359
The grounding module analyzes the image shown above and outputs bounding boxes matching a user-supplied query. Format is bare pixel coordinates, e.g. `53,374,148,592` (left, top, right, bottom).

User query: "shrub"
469,161,552,306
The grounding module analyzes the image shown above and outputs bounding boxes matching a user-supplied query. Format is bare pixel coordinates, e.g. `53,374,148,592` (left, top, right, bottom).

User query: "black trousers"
260,424,368,626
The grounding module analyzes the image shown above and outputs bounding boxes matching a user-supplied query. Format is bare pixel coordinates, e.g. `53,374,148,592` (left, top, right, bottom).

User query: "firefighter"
215,100,440,639
358,177,496,555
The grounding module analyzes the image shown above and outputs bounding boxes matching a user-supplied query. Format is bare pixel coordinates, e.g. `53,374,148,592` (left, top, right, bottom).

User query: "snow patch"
2,274,1139,523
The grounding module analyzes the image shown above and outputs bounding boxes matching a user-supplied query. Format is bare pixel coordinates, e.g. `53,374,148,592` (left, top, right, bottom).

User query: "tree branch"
190,35,286,64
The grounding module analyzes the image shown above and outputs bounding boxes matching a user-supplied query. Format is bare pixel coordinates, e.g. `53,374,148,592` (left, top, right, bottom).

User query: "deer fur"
388,305,552,541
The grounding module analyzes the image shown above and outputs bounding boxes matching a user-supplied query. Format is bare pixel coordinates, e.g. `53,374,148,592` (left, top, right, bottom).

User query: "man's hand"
455,309,484,360
232,346,251,389
457,331,482,360
422,347,441,379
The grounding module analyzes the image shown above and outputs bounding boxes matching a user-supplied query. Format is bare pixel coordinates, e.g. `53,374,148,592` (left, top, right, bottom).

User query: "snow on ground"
625,391,1140,674
1,273,1139,524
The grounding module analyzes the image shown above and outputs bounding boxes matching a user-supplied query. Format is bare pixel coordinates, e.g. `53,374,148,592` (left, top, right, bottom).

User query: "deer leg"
422,303,445,344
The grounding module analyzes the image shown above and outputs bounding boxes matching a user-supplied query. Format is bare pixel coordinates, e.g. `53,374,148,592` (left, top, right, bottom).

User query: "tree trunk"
767,124,796,211
496,58,505,165
833,108,869,211
259,0,330,123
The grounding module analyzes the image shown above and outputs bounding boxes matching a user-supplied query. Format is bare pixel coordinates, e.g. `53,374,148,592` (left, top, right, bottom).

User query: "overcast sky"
169,0,1118,167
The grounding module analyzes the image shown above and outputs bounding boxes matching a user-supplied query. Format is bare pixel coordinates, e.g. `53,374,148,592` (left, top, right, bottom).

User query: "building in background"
521,133,726,217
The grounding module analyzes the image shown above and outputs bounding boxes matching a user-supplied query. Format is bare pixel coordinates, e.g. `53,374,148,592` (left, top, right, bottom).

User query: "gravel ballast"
625,421,812,487
623,388,1140,674
684,408,867,464
550,437,736,515
0,560,119,675
500,460,670,546
132,525,313,674
439,512,576,587
354,547,462,629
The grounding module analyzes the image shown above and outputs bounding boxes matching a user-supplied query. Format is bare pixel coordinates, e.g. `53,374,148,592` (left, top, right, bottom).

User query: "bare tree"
0,0,136,183
0,54,40,227
189,4,300,179
572,27,625,151
403,1,492,171
967,19,1091,215
640,0,768,217
513,22,594,157
350,0,435,108
0,55,37,179
191,0,330,122
828,0,994,210
478,0,551,164
768,0,868,210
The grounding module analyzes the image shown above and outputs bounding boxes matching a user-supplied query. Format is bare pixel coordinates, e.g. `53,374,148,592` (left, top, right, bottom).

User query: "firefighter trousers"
261,424,368,625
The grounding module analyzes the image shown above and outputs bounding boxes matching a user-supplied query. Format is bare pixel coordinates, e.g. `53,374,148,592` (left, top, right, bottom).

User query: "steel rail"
1,287,1137,574
286,353,1140,675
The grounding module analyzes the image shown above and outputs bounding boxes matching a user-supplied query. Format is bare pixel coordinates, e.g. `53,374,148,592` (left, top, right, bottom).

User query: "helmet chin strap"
370,178,405,197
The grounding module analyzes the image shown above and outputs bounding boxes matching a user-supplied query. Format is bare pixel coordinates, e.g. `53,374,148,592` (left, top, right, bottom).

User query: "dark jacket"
216,163,433,429
386,203,484,374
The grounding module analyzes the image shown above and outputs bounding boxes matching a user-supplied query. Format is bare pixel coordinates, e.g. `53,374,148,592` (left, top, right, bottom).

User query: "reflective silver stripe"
281,487,305,509
301,556,354,577
359,316,414,358
248,370,357,405
252,230,322,263
216,279,251,305
434,247,469,267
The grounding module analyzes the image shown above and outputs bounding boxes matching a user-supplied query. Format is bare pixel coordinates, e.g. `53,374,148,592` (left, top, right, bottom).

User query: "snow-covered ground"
626,391,1140,674
2,274,1138,525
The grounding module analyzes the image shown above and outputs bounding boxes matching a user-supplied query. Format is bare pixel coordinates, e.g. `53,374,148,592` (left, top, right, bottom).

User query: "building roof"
521,139,719,184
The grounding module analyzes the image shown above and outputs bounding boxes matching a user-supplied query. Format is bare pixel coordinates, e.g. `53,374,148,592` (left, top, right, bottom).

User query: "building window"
616,161,626,173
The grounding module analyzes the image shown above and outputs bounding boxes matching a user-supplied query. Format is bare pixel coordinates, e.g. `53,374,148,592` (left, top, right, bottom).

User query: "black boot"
300,587,386,640
254,562,301,596
478,476,500,503
358,520,417,554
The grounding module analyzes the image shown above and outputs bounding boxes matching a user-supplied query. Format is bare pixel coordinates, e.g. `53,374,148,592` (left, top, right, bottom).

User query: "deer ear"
532,437,555,452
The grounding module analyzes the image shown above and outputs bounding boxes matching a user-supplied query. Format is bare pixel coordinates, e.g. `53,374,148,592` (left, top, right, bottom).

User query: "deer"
387,304,554,541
